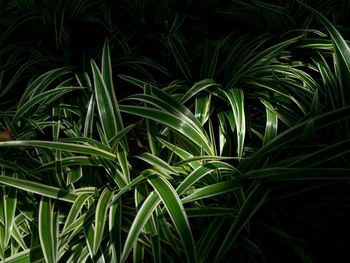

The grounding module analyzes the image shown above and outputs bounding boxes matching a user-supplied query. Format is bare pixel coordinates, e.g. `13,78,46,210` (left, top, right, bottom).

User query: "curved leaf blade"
39,197,57,263
148,175,197,263
0,176,77,203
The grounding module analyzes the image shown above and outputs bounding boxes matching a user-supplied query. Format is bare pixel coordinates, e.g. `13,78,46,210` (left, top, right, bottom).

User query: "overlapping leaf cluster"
0,1,350,262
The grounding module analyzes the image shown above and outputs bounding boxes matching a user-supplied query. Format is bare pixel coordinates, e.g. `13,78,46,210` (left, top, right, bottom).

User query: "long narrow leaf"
262,100,278,144
215,184,269,261
39,197,57,263
148,175,197,263
176,161,238,196
181,178,242,203
3,187,17,247
101,40,126,144
93,187,113,255
119,105,212,154
0,176,77,203
121,193,160,262
14,87,82,122
225,89,246,159
3,247,43,263
238,106,350,172
305,4,350,106
135,152,178,176
0,140,116,160
91,59,121,143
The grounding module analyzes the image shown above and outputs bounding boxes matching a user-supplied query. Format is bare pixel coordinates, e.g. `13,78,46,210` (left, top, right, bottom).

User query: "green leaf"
93,187,113,255
3,187,17,247
0,140,116,161
62,193,92,234
18,67,71,108
83,95,96,138
166,36,192,81
195,95,211,125
11,222,27,251
135,152,178,176
286,138,350,168
196,217,225,262
144,84,160,156
101,40,126,143
39,197,58,263
181,178,242,203
3,247,43,263
148,175,197,263
124,86,211,149
261,100,278,145
305,4,350,106
14,87,82,122
243,167,350,181
0,176,78,203
157,137,201,169
238,106,350,172
185,207,237,217
121,193,160,262
176,161,238,196
133,239,144,263
118,74,152,89
120,105,212,155
181,79,220,103
91,59,123,144
60,213,89,237
215,184,269,261
224,89,246,159
174,156,236,166
109,199,122,263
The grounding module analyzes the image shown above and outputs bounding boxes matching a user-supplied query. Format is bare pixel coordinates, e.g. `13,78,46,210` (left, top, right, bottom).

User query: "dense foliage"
0,1,350,262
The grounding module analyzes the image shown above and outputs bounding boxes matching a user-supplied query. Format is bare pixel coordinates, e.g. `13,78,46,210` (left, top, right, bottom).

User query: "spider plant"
0,2,350,263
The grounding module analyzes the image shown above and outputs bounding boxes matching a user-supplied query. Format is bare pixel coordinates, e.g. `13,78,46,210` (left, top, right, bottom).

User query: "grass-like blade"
224,89,246,159
91,59,121,144
261,100,278,145
215,184,269,261
305,3,350,106
0,176,77,203
157,137,201,169
93,187,113,255
18,67,71,108
3,247,43,263
101,40,126,145
285,138,350,168
14,87,83,122
238,106,350,172
0,140,116,160
62,193,92,235
181,79,220,103
135,152,178,176
109,199,122,263
120,105,212,155
83,94,95,138
243,167,350,181
124,86,211,147
195,94,211,125
196,217,225,263
121,192,160,262
166,36,192,81
181,178,242,203
148,175,197,263
174,156,236,166
39,197,58,263
3,187,17,248
176,161,238,196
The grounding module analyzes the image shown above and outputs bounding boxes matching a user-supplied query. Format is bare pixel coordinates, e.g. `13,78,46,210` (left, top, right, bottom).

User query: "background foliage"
1,0,350,262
